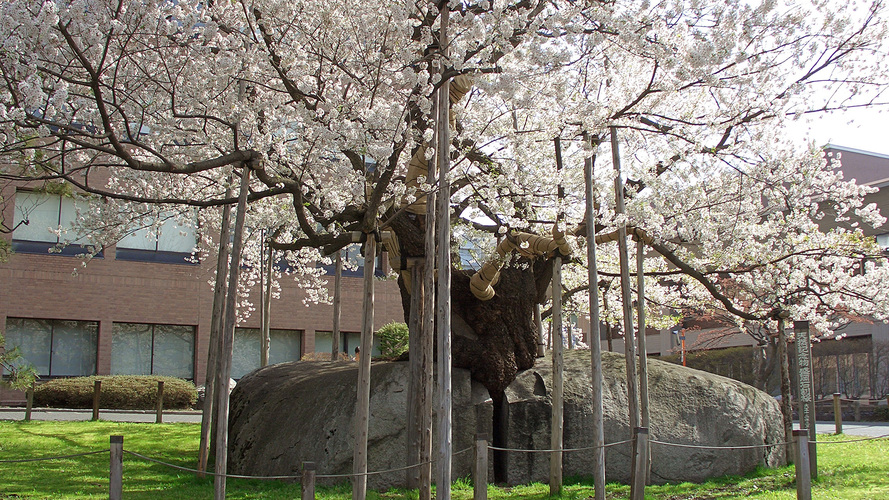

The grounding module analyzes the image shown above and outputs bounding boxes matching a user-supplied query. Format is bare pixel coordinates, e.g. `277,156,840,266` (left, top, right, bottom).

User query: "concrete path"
812,420,889,438
0,407,202,423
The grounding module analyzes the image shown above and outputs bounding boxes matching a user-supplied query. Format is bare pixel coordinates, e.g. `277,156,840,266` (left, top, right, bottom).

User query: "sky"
788,106,889,157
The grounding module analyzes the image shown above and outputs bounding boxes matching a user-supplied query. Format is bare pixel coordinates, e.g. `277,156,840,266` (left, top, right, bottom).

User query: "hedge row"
34,375,197,410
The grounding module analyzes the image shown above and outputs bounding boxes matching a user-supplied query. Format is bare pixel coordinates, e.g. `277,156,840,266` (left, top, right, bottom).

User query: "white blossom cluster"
2,0,889,333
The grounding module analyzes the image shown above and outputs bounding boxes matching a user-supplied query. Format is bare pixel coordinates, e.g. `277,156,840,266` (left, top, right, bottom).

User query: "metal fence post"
631,427,649,500
92,380,101,421
793,430,812,500
301,461,316,500
110,435,123,500
474,433,488,500
833,393,842,434
156,381,165,424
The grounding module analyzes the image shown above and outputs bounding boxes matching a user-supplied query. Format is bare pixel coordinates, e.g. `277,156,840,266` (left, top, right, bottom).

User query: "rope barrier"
316,446,474,479
649,440,792,451
815,434,889,444
488,439,633,454
124,451,302,480
125,446,475,481
0,449,109,463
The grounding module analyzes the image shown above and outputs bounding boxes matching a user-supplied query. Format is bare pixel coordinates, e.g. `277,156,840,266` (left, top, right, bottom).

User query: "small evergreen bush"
377,322,409,358
34,375,197,410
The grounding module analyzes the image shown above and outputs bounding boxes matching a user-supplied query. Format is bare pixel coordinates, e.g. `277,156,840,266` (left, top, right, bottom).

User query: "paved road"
0,407,202,423
812,420,889,438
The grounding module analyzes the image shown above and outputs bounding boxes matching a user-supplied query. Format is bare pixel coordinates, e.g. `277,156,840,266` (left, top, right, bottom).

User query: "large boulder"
227,361,491,490
501,350,785,484
227,351,784,488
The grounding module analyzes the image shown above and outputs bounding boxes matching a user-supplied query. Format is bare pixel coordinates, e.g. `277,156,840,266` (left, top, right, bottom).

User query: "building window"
11,190,99,256
321,243,385,277
4,318,98,377
314,331,381,358
231,328,302,379
115,212,197,264
111,323,195,379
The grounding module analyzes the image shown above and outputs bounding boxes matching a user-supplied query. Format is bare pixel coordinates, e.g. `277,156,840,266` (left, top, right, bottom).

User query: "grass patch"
1,422,887,499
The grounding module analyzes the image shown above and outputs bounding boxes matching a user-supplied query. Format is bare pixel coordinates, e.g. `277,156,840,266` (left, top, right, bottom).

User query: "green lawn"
0,421,886,499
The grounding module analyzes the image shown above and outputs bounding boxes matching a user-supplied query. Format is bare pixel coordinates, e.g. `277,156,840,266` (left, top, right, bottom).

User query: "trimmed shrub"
34,375,197,410
377,322,409,358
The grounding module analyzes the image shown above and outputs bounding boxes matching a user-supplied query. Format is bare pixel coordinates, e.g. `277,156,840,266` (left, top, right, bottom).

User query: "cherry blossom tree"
3,0,889,405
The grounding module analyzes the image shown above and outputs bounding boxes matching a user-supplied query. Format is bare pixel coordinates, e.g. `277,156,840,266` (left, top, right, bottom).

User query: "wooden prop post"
611,127,641,490
435,5,454,499
260,239,273,367
92,380,101,421
474,434,488,500
214,167,251,500
406,259,424,488
550,256,564,496
421,66,439,500
301,462,316,500
635,239,651,482
833,393,842,434
110,435,123,500
198,180,233,475
155,380,164,424
331,250,343,360
584,133,606,500
776,312,793,463
25,381,34,422
630,428,649,500
352,235,377,500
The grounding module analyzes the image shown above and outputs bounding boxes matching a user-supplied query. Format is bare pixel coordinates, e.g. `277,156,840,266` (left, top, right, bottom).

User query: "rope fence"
488,438,633,454
0,449,109,463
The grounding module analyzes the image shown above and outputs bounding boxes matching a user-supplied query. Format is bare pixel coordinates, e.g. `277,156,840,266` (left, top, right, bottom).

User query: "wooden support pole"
435,5,453,499
474,434,488,500
260,239,273,367
198,180,233,476
421,73,438,500
301,462,316,500
92,380,101,421
793,430,812,500
406,261,424,489
214,167,251,500
155,381,164,424
331,250,343,361
776,313,793,463
584,133,606,500
630,428,649,500
550,256,564,496
352,236,377,500
25,381,34,422
635,240,651,483
833,393,842,434
109,435,123,500
611,127,640,431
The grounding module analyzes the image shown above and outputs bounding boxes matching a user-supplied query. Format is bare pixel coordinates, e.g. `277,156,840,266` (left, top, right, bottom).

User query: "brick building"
0,185,405,404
